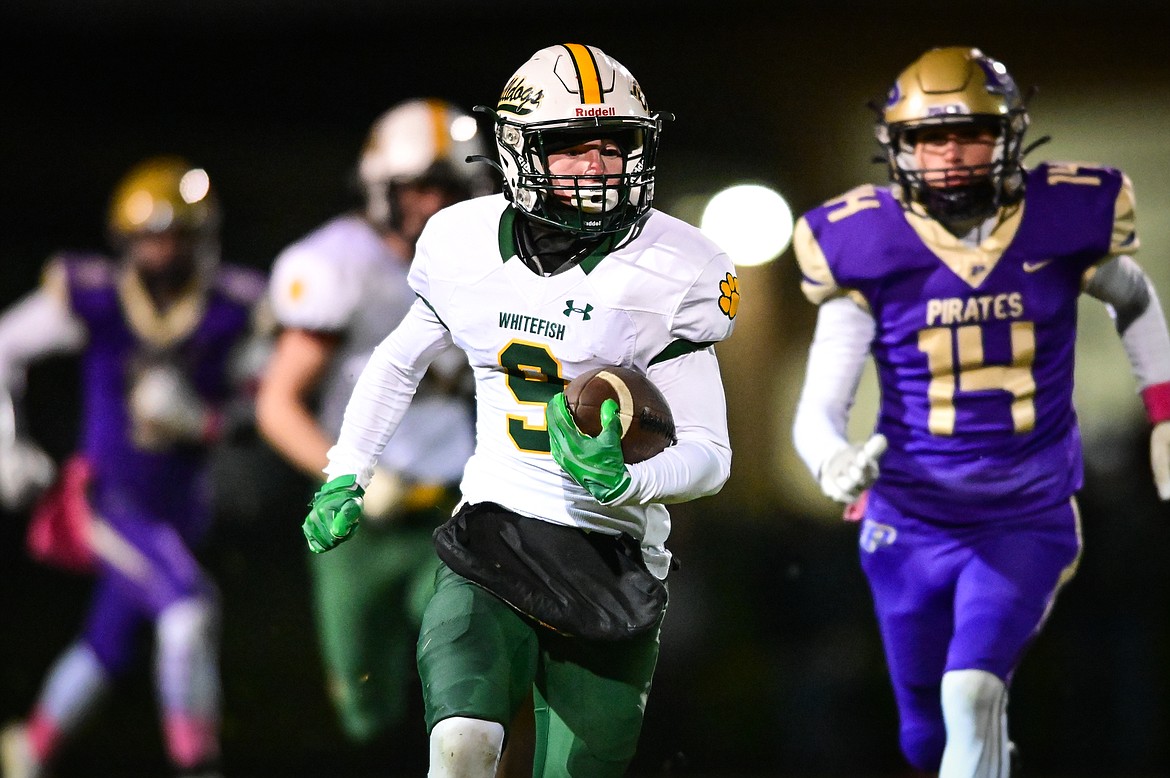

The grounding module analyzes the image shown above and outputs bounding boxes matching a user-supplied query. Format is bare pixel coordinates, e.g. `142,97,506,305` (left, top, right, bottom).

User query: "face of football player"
546,138,625,205
913,125,997,188
392,181,458,250
127,228,200,293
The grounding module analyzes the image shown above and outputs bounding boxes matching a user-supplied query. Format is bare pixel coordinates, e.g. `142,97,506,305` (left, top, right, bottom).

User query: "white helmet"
484,43,666,234
359,98,492,229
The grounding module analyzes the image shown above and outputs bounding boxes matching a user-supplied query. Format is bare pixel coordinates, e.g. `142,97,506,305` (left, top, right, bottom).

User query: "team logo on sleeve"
287,277,306,302
718,273,740,320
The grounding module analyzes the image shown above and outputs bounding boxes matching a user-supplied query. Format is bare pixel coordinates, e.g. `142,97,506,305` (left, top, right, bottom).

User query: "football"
564,365,676,464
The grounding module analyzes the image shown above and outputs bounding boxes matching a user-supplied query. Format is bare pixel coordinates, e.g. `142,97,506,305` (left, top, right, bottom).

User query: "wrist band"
1141,381,1170,424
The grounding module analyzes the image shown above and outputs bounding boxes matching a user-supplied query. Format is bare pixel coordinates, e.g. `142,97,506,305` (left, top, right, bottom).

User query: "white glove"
129,366,210,450
0,437,56,510
361,467,407,523
1150,421,1170,501
819,434,888,503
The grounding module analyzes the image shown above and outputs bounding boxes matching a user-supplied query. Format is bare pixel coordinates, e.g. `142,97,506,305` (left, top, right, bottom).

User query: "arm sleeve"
323,298,453,485
1083,254,1170,390
791,296,876,478
1108,173,1139,257
0,276,87,393
616,346,731,505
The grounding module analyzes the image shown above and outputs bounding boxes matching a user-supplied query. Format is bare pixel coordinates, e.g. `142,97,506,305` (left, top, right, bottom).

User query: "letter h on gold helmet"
876,46,1030,222
481,43,667,235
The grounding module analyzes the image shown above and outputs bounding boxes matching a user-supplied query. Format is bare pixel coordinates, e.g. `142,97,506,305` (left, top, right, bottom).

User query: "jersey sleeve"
1109,173,1140,257
406,230,436,306
324,299,454,486
0,260,88,392
618,347,731,507
663,253,738,357
793,214,842,305
268,245,362,332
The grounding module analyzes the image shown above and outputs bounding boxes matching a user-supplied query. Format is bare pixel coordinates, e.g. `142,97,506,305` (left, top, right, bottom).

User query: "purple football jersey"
62,255,263,535
800,162,1125,521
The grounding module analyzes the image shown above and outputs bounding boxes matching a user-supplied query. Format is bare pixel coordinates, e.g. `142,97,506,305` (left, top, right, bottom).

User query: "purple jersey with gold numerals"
799,162,1127,521
61,254,263,533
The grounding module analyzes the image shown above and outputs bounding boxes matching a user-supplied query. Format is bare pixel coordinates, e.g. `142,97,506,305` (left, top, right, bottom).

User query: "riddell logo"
575,106,616,117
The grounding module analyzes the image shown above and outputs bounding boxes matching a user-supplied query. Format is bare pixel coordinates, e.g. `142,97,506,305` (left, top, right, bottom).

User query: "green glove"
302,474,365,553
546,393,632,504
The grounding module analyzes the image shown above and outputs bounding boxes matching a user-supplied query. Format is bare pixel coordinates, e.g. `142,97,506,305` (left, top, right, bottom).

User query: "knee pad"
157,597,220,659
428,716,504,778
156,598,222,715
939,669,1009,777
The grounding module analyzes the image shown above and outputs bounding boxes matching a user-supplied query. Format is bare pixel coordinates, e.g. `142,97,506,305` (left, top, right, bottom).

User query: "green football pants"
311,520,440,742
417,563,663,777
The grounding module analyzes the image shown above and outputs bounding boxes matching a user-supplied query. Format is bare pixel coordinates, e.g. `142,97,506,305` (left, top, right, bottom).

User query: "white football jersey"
269,214,473,482
407,195,737,575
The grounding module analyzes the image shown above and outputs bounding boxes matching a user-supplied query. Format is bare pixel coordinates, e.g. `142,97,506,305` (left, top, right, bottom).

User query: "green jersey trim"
649,338,715,366
417,294,451,331
497,207,517,263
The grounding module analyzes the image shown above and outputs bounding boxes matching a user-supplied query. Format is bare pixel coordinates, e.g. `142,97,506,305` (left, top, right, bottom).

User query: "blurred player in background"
256,99,491,759
0,156,266,778
791,46,1170,776
299,44,737,776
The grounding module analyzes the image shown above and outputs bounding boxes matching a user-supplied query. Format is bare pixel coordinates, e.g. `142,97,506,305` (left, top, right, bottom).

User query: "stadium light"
699,184,794,267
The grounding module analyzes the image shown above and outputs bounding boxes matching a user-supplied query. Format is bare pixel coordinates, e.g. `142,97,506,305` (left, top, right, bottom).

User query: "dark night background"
2,2,1169,775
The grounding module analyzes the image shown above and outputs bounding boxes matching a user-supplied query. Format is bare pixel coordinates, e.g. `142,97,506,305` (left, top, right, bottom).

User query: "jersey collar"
497,206,633,275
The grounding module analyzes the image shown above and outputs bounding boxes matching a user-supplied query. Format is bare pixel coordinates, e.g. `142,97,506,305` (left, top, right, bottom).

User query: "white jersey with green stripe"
327,194,738,577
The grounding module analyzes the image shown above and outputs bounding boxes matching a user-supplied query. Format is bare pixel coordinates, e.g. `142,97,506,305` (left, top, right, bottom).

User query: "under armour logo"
564,300,593,320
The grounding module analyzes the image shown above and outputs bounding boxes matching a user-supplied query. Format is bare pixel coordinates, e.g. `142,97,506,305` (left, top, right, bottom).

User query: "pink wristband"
1141,381,1170,424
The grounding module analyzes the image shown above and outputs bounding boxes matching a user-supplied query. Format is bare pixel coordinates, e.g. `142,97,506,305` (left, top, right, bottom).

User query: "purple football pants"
81,507,214,675
858,490,1081,771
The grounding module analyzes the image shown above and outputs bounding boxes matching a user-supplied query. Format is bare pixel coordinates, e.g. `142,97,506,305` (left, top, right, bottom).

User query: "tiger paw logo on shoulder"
718,273,740,320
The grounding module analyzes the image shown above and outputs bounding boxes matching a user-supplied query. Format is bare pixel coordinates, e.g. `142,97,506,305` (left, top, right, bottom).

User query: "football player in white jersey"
256,100,490,753
301,43,739,776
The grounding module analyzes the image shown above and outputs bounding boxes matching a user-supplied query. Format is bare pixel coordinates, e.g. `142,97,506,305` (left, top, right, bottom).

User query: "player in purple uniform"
791,47,1170,776
0,157,265,778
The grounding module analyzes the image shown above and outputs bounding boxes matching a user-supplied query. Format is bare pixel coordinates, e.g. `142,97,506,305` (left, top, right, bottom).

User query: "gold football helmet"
876,46,1029,221
479,43,667,234
108,156,219,241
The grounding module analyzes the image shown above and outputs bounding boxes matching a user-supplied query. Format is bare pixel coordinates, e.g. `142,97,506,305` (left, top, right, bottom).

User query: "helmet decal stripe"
424,99,451,157
562,43,603,104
